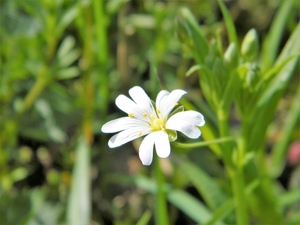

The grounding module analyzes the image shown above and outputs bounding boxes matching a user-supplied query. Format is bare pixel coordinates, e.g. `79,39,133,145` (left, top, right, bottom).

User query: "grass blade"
269,86,300,177
66,137,91,225
261,0,296,72
217,0,238,48
136,210,152,225
175,158,228,211
257,23,300,108
180,7,209,64
132,175,221,224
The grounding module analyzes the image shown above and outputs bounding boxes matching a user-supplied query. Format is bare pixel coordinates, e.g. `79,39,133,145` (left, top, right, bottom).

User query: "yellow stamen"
143,113,148,117
151,118,165,131
173,102,178,107
156,109,161,114
128,113,134,118
138,131,142,136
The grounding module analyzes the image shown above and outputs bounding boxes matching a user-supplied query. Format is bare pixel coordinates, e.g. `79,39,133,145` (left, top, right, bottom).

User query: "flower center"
151,117,165,132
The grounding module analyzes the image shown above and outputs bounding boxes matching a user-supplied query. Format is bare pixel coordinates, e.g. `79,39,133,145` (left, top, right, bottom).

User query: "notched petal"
115,95,136,114
129,86,151,105
154,131,171,158
166,120,201,139
168,111,205,127
108,128,150,148
139,133,155,165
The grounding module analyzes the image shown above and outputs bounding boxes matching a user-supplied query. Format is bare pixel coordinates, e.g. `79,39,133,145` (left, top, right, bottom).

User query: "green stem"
172,137,235,149
217,109,233,168
230,168,249,225
231,135,249,225
93,0,109,119
218,109,249,225
154,155,169,225
20,71,48,114
218,110,229,137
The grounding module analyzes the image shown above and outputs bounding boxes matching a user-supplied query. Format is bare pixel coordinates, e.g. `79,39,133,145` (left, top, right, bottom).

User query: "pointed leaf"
261,0,296,72
217,0,238,48
66,137,91,225
175,158,228,210
180,8,209,64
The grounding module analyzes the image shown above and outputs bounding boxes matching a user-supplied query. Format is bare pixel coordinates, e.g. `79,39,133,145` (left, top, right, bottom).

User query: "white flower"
101,86,205,165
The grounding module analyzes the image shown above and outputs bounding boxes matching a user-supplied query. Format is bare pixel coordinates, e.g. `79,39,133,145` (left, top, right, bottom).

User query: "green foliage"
0,0,299,225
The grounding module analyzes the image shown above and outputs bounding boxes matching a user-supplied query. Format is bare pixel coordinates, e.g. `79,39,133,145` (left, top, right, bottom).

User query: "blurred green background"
0,0,299,224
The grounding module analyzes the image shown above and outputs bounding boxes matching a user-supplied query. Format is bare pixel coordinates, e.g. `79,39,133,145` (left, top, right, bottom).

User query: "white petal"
108,127,151,148
167,111,205,127
101,117,149,133
166,120,201,139
115,95,147,121
154,131,171,158
129,86,151,106
156,90,169,109
129,86,155,116
115,94,137,114
156,89,186,119
139,133,155,165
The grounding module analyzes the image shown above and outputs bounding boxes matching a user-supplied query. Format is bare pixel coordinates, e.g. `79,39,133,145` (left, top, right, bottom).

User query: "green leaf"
56,5,78,37
126,14,156,29
261,0,296,72
175,158,228,211
217,0,238,48
203,179,260,225
269,86,300,178
198,66,222,109
58,49,80,68
167,189,219,224
132,175,218,224
57,36,76,60
255,56,294,92
219,70,241,111
66,137,91,225
203,199,234,225
56,67,80,80
180,7,209,64
278,188,300,208
186,65,201,77
106,0,130,15
34,98,66,143
255,23,299,108
136,210,152,225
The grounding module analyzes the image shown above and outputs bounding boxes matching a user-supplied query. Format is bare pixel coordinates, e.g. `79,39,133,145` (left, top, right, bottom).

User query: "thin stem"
231,132,249,225
230,169,249,225
172,137,235,149
217,109,249,225
20,69,48,114
154,155,169,225
217,109,233,168
93,0,109,119
82,6,94,144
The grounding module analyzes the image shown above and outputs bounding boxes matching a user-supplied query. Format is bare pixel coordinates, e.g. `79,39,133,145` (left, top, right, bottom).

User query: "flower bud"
224,42,239,69
241,29,259,61
174,18,191,45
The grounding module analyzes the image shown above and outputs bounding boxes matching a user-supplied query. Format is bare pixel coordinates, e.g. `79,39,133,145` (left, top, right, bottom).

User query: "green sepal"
167,130,177,142
241,28,259,61
169,105,184,118
224,42,239,70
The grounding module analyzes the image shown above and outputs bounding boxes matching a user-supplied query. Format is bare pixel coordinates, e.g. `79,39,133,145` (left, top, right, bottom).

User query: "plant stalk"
154,155,169,225
218,109,249,225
